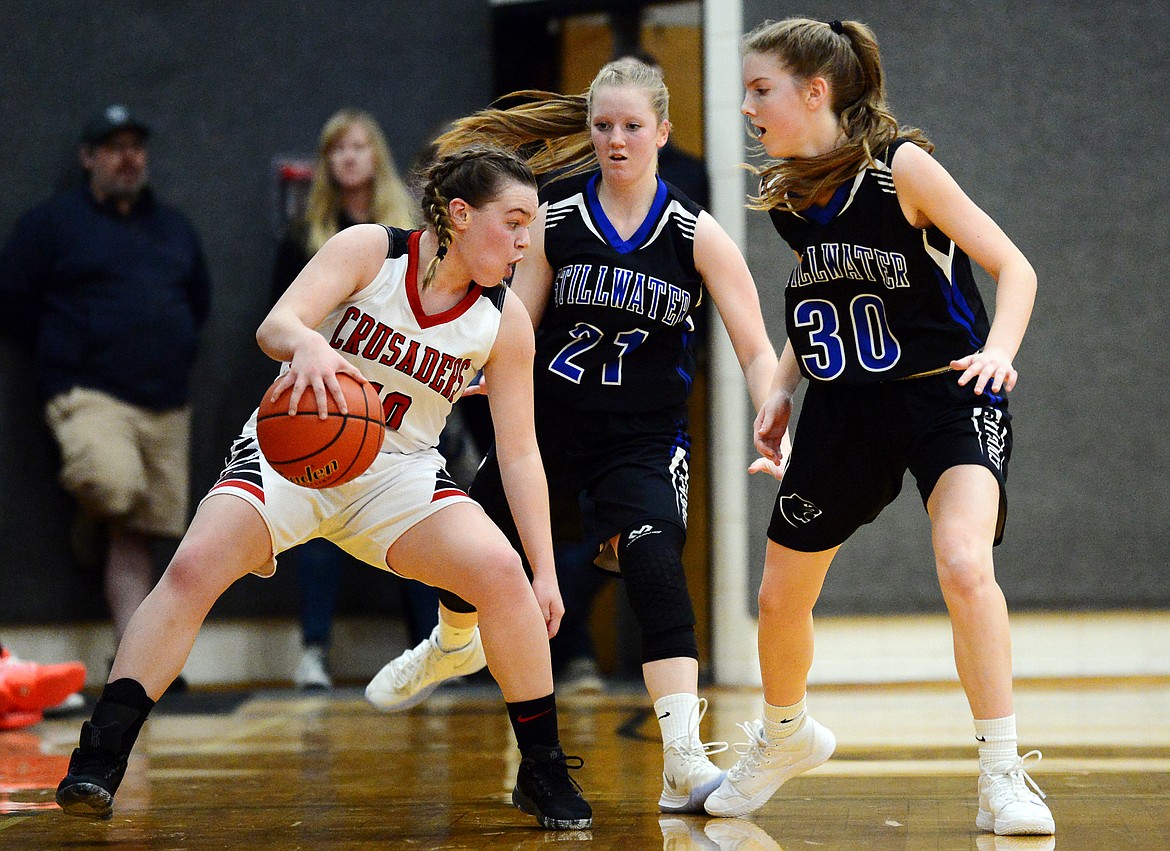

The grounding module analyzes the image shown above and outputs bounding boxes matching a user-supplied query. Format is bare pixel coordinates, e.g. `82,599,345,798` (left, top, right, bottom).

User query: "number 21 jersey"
536,172,704,413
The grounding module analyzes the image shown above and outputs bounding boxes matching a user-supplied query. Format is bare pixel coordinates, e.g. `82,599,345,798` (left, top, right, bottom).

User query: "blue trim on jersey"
933,268,985,349
587,174,669,255
676,321,694,393
803,181,852,226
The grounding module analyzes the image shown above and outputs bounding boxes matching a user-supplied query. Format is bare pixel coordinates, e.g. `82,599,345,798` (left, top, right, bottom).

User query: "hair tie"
828,20,845,35
435,244,448,261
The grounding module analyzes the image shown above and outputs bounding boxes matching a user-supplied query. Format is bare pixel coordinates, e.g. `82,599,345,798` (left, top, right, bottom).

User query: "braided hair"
417,144,536,289
743,17,933,213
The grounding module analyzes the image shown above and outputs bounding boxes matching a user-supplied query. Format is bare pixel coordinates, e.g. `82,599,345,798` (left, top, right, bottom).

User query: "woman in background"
271,109,438,689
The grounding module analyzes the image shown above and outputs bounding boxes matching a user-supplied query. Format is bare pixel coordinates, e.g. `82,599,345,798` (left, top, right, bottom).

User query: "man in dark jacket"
0,104,210,648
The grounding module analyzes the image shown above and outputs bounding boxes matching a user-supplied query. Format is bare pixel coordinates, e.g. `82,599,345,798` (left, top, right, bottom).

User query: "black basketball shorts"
767,371,1012,552
472,406,692,548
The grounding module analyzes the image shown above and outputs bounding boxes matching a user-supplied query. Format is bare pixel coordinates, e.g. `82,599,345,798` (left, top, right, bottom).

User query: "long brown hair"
417,144,536,289
430,57,669,182
742,18,933,213
303,109,416,254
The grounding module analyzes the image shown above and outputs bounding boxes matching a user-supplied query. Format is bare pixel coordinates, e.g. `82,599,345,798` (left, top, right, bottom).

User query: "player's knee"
616,521,697,663
756,581,812,621
462,545,526,611
161,537,239,606
934,534,994,600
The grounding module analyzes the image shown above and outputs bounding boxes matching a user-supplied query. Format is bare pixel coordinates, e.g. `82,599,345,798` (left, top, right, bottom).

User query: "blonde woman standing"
271,109,437,689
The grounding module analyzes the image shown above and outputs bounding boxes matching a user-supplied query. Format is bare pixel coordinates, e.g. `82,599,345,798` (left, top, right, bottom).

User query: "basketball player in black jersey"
702,18,1054,838
366,58,779,815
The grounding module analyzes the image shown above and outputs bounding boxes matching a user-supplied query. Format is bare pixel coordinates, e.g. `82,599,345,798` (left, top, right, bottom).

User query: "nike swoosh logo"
657,711,671,719
975,735,987,742
517,709,553,723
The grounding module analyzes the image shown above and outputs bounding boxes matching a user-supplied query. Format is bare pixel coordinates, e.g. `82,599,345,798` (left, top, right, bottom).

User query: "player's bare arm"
482,289,564,636
893,144,1036,395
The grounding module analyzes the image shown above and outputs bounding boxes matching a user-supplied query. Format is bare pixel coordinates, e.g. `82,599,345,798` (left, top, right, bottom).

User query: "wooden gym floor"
2,677,1168,850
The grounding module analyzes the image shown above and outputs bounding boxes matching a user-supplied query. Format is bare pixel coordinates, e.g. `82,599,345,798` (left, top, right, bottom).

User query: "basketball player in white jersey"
56,144,593,831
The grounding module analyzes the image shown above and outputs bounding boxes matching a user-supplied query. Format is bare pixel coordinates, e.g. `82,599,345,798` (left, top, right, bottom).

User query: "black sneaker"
55,722,130,820
512,745,593,829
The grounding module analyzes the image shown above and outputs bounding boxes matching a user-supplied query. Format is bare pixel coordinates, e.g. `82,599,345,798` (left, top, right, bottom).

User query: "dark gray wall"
740,1,1170,613
2,0,1167,626
0,0,492,623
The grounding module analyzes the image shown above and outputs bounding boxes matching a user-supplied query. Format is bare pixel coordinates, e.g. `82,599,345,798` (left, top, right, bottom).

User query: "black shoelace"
530,752,586,797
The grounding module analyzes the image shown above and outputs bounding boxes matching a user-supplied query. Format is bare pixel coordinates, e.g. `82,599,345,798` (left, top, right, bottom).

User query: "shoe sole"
511,787,593,830
976,808,1056,835
365,679,441,713
659,770,726,813
56,783,114,820
704,723,836,818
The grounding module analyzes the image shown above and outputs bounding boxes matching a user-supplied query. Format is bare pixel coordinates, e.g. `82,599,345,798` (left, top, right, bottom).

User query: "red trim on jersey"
211,479,265,503
431,487,467,502
405,230,485,329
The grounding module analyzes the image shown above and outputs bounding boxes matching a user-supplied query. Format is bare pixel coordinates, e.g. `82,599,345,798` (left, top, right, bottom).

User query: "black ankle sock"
506,693,560,757
86,678,156,755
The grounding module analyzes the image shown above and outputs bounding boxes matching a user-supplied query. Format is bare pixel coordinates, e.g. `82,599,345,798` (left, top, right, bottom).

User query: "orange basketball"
256,372,385,489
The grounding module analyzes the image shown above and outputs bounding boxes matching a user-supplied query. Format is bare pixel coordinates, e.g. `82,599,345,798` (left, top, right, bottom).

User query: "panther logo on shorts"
779,493,822,527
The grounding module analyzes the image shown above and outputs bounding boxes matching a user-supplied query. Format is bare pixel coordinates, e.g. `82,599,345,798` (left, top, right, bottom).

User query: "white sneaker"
703,818,784,850
703,717,835,818
559,657,604,695
365,625,487,712
43,691,86,716
976,751,1055,836
659,815,719,850
975,835,1055,851
659,698,728,813
294,645,332,690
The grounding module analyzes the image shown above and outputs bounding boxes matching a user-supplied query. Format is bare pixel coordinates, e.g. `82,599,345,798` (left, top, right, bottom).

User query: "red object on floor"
0,648,86,714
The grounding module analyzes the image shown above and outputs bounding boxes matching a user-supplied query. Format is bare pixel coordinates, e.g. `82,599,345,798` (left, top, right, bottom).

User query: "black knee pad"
616,521,697,663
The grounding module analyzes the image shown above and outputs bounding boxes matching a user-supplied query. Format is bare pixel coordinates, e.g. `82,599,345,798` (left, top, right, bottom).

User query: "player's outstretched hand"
531,575,565,639
951,347,1017,396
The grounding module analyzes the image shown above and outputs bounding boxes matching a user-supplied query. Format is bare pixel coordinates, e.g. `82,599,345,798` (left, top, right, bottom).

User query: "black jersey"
769,139,991,385
534,172,704,413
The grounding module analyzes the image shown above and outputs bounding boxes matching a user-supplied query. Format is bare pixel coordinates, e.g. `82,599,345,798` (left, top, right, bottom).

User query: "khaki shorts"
44,387,191,538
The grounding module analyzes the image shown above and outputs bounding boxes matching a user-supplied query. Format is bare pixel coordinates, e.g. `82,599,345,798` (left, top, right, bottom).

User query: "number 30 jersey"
769,139,991,385
535,172,704,413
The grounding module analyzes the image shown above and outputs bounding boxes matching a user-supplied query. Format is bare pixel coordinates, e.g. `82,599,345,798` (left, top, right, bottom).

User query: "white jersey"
315,226,505,454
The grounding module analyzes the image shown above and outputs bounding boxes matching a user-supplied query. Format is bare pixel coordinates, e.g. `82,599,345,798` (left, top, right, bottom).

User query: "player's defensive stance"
55,145,592,830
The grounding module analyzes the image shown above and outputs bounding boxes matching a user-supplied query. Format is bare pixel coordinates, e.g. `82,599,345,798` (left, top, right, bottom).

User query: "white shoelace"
388,637,439,689
726,720,770,781
989,750,1047,801
662,697,728,757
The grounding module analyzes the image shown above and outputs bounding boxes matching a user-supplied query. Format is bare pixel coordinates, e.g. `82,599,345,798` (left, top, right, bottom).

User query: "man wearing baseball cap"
0,105,211,669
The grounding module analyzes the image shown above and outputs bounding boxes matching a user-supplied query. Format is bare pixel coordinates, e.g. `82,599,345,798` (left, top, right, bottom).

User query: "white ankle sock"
975,714,1019,772
763,697,807,741
654,692,702,749
435,619,476,652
